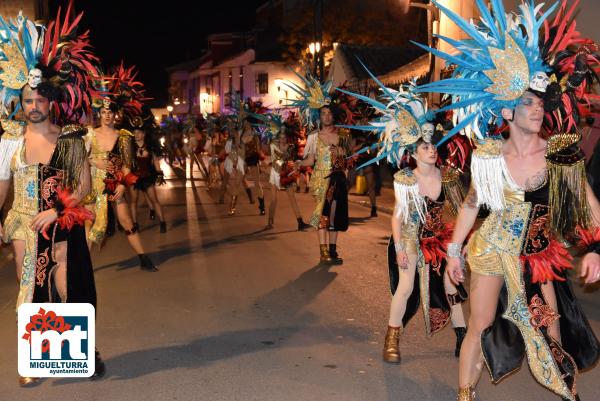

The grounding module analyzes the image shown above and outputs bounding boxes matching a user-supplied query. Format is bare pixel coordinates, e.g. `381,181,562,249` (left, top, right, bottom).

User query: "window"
256,73,268,95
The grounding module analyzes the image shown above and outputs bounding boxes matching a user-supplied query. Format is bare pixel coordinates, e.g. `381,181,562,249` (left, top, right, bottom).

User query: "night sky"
49,0,267,107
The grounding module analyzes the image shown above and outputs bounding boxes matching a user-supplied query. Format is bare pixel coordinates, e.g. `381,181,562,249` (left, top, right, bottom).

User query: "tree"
279,0,427,67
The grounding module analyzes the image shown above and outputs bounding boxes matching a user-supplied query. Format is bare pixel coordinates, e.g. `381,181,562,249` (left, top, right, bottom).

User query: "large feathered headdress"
96,62,149,123
337,62,435,168
412,0,599,145
0,1,101,124
283,71,332,130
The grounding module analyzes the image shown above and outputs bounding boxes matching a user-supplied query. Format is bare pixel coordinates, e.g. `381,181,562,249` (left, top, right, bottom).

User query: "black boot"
370,206,378,217
454,327,467,358
159,221,167,233
90,348,106,380
329,244,343,265
149,209,156,220
258,197,265,215
138,254,158,272
246,188,254,204
297,218,311,231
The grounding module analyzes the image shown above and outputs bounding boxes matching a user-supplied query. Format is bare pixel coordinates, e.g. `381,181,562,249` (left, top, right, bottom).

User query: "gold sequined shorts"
466,231,504,276
399,232,419,256
3,209,34,243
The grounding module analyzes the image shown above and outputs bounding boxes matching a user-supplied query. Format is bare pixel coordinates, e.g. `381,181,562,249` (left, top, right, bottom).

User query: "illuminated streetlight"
167,105,173,113
308,42,321,55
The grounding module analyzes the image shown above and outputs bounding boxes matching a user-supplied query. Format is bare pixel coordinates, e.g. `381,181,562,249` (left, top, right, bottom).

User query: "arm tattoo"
462,186,478,209
523,169,547,191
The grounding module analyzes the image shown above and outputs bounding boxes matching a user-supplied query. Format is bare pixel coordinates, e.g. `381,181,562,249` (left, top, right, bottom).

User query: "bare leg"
328,200,337,231
53,241,68,302
255,165,264,198
318,228,328,245
114,198,145,254
12,240,25,284
388,253,418,326
459,273,504,388
286,186,302,219
268,185,278,223
541,281,561,342
220,170,230,202
329,230,338,245
445,271,467,328
84,204,94,251
145,186,165,222
129,188,140,224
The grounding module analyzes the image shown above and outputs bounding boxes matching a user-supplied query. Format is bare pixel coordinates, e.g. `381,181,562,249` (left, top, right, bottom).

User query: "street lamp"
167,105,173,113
308,42,321,55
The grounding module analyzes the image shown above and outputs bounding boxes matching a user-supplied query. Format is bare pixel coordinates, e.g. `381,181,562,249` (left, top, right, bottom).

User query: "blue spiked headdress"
248,111,285,142
283,71,332,130
336,61,435,168
411,0,559,144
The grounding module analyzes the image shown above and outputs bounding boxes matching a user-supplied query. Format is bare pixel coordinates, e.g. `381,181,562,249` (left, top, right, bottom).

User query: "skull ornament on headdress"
27,68,43,89
0,2,101,124
336,62,436,168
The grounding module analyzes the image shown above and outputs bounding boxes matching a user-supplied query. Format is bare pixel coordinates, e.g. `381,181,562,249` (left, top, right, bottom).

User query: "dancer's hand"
447,256,465,285
30,209,58,233
396,251,409,270
0,221,4,242
581,252,600,284
111,184,126,201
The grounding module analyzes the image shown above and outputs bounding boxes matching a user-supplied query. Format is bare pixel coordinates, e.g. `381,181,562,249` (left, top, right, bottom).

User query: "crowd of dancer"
1,1,600,400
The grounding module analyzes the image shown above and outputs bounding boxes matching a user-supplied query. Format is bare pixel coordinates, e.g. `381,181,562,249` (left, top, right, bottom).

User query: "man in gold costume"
413,1,600,399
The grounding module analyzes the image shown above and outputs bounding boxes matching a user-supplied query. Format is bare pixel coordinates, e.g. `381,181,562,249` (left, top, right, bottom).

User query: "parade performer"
241,117,266,215
127,107,167,233
291,73,349,264
204,115,224,190
184,115,210,181
412,1,600,399
222,118,246,215
0,5,106,383
338,75,469,363
84,64,158,271
253,112,311,230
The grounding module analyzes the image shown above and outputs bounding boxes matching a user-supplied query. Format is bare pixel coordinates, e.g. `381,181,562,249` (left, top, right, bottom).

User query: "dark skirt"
319,170,349,231
387,236,467,334
481,264,599,393
134,173,157,191
33,224,97,307
245,152,260,166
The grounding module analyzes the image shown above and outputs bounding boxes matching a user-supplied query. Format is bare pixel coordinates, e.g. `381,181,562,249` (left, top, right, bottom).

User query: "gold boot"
18,376,40,386
457,385,475,401
319,244,333,264
228,195,237,216
383,325,402,363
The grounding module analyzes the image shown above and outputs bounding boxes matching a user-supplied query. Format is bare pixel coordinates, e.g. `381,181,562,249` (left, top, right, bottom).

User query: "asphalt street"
1,168,599,401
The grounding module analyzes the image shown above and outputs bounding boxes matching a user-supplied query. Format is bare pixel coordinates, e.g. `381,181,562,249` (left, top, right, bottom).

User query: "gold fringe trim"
548,158,591,237
50,125,88,190
442,167,465,216
118,129,135,170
